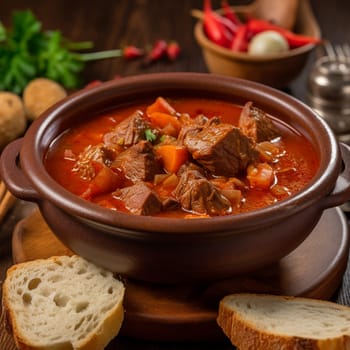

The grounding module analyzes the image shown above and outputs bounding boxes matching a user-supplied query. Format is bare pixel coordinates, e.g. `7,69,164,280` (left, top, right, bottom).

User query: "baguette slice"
217,293,350,350
2,255,125,350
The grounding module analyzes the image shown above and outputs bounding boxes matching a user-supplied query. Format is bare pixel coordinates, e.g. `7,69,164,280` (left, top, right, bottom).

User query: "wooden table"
1,1,350,349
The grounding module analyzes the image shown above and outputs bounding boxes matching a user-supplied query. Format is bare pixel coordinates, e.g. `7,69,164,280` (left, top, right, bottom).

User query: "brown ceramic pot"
1,73,350,284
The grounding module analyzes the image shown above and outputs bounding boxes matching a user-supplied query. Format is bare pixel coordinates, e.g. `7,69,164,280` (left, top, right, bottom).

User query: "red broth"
44,97,319,218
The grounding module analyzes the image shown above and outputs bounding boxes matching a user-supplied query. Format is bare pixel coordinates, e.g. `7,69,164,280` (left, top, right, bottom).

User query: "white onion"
248,30,289,55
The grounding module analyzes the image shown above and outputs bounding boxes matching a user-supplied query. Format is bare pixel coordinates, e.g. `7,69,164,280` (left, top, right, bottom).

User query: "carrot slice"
156,144,189,173
148,112,182,137
146,97,176,115
81,166,122,199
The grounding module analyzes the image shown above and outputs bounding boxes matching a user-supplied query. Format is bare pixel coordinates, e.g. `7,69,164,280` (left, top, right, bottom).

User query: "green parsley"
0,10,123,94
145,128,157,142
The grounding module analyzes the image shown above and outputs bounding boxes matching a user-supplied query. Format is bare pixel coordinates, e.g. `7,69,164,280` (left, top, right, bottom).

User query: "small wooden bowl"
194,1,321,88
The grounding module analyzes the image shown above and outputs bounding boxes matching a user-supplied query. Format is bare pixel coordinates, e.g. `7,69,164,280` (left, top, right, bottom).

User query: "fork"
324,41,350,60
323,41,350,64
322,41,350,73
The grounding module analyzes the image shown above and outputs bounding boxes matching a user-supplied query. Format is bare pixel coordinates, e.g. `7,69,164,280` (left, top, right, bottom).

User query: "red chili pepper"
213,7,237,35
166,41,181,61
144,39,168,64
221,0,241,27
84,75,122,89
281,30,321,48
84,80,103,89
247,19,320,48
203,0,232,47
122,45,144,59
230,24,249,52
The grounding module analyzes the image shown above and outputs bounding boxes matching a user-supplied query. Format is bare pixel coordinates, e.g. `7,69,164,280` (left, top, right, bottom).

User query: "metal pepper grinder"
307,43,350,145
307,43,350,212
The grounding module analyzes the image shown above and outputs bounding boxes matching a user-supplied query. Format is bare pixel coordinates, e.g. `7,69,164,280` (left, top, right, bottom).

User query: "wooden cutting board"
12,207,350,341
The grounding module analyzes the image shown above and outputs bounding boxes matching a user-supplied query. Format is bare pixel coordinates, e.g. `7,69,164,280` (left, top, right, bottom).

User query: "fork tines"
324,41,350,61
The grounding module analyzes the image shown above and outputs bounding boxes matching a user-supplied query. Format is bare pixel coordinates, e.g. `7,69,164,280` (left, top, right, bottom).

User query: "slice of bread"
2,255,125,350
217,293,350,350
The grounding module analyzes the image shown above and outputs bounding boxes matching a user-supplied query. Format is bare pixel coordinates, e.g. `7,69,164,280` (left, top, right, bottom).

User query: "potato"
0,92,27,151
23,78,67,120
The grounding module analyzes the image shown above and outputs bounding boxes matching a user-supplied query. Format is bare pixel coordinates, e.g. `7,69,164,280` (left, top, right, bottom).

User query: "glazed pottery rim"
194,20,318,62
20,72,340,234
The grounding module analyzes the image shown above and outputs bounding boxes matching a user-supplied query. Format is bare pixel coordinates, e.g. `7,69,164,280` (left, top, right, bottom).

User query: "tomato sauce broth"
44,97,319,217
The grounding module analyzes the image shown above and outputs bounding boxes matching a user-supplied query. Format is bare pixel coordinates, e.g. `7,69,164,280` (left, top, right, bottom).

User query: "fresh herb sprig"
145,128,158,142
0,11,39,94
0,10,123,94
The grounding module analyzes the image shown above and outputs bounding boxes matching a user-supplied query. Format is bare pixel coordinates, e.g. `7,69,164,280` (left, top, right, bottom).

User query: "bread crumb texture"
3,255,125,350
217,293,350,350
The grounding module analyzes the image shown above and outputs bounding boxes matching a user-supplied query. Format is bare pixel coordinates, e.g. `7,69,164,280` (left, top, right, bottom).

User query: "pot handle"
0,138,41,202
320,142,350,209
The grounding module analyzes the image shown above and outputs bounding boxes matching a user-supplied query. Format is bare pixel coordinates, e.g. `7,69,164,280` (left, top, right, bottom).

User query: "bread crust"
217,293,350,350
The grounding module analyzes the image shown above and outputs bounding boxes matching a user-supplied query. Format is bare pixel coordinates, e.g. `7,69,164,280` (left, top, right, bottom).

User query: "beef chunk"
177,115,220,145
112,140,162,182
174,166,231,216
103,110,151,147
72,144,117,180
177,161,206,177
239,102,280,142
184,123,258,177
115,182,162,215
162,197,179,210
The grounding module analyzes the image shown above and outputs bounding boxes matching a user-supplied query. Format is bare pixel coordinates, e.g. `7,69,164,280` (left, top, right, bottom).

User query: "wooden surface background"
1,0,350,349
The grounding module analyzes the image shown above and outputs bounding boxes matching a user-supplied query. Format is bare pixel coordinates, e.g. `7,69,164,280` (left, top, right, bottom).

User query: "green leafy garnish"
145,128,157,142
36,30,85,89
0,11,39,93
0,10,123,94
0,22,6,41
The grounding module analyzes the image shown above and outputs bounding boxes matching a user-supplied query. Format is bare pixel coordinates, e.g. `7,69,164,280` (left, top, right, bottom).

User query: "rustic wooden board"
12,208,350,341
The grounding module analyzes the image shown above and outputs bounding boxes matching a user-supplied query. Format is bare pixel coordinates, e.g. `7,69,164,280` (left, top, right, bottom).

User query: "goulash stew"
44,97,319,218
